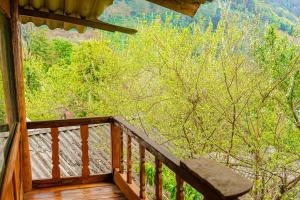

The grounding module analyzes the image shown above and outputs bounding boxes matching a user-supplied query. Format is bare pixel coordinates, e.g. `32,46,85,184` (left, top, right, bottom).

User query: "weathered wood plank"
25,182,125,200
140,145,146,199
51,127,60,180
19,8,137,34
27,116,111,129
113,170,141,200
155,158,163,200
80,125,90,177
181,159,253,199
32,174,113,189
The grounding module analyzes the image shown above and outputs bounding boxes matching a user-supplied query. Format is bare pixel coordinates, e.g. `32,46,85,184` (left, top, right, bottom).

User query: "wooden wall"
0,0,31,198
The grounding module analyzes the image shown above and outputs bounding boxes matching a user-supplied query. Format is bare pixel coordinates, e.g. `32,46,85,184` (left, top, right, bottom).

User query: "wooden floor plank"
24,183,126,200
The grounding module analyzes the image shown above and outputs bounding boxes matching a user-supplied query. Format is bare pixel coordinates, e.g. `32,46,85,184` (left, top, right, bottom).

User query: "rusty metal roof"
17,0,214,33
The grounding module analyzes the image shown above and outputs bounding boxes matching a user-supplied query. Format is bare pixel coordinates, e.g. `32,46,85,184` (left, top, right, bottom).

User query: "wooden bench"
181,158,252,200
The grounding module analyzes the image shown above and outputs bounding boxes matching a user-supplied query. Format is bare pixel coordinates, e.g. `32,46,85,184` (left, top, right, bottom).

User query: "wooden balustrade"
26,117,112,188
111,116,253,200
23,116,252,199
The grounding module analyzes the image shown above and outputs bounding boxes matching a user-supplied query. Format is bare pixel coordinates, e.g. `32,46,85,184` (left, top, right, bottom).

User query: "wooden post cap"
180,158,252,199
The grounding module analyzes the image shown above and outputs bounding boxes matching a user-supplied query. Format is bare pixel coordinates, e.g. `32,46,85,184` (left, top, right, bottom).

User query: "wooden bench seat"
181,158,252,200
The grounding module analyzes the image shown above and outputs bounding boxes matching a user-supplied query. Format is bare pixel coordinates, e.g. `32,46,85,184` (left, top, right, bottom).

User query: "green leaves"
21,13,300,199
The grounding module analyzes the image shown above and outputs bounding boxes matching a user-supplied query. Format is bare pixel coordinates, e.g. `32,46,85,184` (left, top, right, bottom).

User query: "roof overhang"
146,0,210,16
0,0,213,34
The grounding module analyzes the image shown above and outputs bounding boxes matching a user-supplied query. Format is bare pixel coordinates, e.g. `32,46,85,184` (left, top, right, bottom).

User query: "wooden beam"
32,174,113,188
113,170,141,200
18,8,137,34
10,0,32,192
146,0,207,16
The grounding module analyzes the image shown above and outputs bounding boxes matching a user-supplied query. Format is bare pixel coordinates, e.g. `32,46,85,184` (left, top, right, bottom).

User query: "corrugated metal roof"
19,0,113,33
28,124,113,180
18,0,214,33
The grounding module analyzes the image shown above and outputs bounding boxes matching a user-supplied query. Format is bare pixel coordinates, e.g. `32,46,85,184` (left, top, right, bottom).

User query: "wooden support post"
10,0,32,192
111,122,121,171
51,127,60,180
155,158,163,200
140,144,146,199
127,135,132,184
176,175,184,200
80,125,90,177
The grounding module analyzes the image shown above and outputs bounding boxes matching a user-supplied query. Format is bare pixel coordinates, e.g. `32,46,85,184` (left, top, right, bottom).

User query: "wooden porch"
24,183,126,200
0,0,253,199
2,116,253,200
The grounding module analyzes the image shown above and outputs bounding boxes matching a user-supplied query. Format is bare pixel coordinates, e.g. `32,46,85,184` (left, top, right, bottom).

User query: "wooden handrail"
26,116,111,129
111,116,252,200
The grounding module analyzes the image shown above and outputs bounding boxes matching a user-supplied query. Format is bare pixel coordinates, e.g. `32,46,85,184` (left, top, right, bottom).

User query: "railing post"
120,129,124,173
127,135,132,184
176,175,184,200
111,122,121,171
51,127,60,180
80,125,90,177
140,144,146,199
155,158,163,200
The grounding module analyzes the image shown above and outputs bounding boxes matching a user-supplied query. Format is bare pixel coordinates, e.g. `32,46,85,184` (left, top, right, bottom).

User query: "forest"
0,0,299,199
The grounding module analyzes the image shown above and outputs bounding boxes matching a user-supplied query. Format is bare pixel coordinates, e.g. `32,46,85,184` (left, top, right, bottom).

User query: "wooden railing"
24,116,252,199
26,117,112,188
111,116,253,200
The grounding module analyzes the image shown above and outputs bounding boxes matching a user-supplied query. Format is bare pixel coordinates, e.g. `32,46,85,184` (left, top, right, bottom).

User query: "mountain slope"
101,0,299,34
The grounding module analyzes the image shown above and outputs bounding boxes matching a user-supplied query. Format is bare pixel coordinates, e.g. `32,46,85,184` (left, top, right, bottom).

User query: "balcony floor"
24,183,126,200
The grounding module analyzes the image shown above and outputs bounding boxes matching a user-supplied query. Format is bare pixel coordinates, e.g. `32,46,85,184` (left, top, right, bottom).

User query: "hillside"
101,0,300,34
